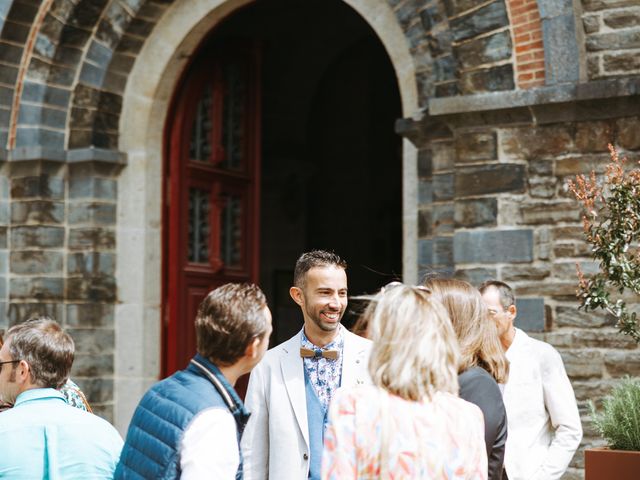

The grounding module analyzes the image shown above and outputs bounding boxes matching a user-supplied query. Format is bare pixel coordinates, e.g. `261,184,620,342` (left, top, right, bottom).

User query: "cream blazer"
241,329,372,480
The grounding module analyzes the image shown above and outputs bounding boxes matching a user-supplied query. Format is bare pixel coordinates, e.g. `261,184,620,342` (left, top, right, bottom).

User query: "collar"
14,388,66,407
300,325,344,352
187,354,250,423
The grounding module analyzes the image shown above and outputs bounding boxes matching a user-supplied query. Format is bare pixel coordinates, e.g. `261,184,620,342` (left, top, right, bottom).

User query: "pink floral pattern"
322,386,487,480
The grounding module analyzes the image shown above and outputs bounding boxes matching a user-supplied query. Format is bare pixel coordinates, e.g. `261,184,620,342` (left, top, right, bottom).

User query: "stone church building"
0,0,638,476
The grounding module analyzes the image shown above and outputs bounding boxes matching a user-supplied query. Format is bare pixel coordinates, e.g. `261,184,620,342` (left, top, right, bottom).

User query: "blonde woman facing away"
425,278,509,480
321,283,487,480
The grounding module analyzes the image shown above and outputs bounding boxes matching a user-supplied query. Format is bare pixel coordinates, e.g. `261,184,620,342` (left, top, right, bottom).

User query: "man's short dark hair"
196,283,269,366
293,250,347,288
479,279,516,310
6,317,74,389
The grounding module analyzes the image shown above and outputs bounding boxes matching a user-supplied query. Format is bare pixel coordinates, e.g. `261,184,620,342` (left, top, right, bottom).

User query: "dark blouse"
459,366,508,480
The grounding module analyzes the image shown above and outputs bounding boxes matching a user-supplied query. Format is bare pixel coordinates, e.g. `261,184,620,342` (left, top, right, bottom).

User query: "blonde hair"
424,278,509,384
366,284,460,401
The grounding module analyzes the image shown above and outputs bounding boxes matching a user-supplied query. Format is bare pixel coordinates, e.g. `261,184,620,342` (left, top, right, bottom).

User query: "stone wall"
582,0,640,79
0,156,121,422
400,81,640,479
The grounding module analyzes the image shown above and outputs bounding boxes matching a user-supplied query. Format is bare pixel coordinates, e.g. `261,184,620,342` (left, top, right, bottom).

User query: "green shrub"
589,377,640,451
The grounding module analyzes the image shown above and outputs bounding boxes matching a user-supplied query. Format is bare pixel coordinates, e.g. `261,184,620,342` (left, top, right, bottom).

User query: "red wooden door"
163,45,261,376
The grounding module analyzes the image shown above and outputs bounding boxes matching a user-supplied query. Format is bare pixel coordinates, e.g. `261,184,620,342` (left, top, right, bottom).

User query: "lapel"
341,330,369,387
279,335,310,448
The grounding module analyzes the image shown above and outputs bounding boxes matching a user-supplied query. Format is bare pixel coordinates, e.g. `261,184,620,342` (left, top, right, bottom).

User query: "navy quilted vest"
114,354,250,480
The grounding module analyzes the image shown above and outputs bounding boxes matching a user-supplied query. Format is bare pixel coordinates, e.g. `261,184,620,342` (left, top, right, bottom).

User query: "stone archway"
115,0,420,431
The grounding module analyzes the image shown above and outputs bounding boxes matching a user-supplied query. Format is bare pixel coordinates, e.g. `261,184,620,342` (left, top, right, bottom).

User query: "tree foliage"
568,144,640,343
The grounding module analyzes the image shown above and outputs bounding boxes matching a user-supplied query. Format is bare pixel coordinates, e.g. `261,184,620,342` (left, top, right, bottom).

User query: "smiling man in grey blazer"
242,250,372,480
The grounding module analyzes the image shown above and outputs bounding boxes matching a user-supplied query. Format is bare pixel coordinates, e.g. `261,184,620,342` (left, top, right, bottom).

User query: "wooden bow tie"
300,347,339,360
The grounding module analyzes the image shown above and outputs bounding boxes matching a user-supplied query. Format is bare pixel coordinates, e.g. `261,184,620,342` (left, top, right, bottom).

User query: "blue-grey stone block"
433,236,454,266
9,277,64,300
0,176,8,199
68,252,115,275
7,302,64,327
86,40,113,66
66,303,114,328
450,1,509,42
10,251,64,274
15,127,64,149
34,33,56,59
0,277,6,298
11,201,65,224
0,201,8,224
515,297,545,332
542,14,581,85
537,0,572,19
11,226,65,248
68,202,116,225
11,176,64,199
418,179,433,205
0,227,6,248
433,174,454,201
79,62,106,88
0,250,8,273
69,177,117,200
67,327,114,355
454,229,534,264
419,239,433,266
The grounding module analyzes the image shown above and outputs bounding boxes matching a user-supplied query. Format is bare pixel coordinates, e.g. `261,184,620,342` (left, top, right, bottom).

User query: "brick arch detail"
505,0,546,88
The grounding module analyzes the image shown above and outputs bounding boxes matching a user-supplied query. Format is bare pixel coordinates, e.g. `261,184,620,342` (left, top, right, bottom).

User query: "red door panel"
163,44,261,376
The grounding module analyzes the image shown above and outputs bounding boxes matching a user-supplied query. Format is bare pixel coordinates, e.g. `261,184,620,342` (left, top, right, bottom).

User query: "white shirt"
503,328,582,480
180,407,239,479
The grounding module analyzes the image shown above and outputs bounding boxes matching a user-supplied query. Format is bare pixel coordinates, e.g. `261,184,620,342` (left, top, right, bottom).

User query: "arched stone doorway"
116,0,419,431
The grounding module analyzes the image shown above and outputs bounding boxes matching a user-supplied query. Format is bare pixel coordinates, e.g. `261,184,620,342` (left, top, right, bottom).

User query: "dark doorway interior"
212,0,402,344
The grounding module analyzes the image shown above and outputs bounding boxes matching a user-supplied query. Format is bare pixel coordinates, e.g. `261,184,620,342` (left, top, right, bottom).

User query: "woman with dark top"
425,278,510,480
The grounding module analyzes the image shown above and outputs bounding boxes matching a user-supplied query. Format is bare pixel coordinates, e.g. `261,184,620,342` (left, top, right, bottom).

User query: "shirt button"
356,360,360,364
303,453,309,460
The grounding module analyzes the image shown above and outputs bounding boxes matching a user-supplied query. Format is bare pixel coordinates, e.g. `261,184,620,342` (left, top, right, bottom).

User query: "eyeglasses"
0,360,19,369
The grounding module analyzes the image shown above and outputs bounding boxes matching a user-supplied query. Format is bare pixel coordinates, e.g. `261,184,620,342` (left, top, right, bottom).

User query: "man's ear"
245,336,262,360
507,304,517,320
15,360,31,385
289,286,304,307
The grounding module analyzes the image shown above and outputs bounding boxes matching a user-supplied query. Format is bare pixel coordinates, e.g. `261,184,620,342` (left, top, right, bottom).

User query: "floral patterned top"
300,327,345,411
59,379,92,412
322,385,487,480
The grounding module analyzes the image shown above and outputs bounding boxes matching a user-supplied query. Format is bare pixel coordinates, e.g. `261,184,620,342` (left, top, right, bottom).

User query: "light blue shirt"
0,388,123,479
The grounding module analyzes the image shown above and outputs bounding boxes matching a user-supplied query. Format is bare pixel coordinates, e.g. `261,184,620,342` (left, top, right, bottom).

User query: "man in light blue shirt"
0,317,123,479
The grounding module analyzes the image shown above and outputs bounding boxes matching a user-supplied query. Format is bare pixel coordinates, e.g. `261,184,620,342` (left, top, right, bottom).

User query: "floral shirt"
59,379,92,412
300,327,345,411
322,386,487,480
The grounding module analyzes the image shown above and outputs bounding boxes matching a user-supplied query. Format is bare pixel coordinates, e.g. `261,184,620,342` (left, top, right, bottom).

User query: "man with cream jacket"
242,250,372,480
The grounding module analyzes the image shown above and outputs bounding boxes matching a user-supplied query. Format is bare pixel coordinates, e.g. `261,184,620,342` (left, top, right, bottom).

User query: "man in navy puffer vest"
115,283,272,480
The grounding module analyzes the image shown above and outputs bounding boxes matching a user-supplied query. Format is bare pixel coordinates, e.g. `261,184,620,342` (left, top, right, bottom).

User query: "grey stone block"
66,303,114,328
79,62,106,88
68,227,115,250
10,251,63,274
0,227,6,248
21,82,71,108
434,55,458,83
543,14,581,85
450,1,509,42
418,150,432,178
418,239,433,265
11,201,65,224
9,277,63,300
432,204,454,235
66,276,116,302
418,209,430,237
0,201,8,224
68,252,115,275
0,250,8,273
433,236,453,266
72,353,113,377
11,226,64,248
15,127,64,150
67,327,114,355
86,40,113,66
454,229,534,264
71,377,114,403
582,0,639,11
418,179,433,204
586,29,640,51
0,277,6,299
515,298,545,332
11,175,64,199
69,177,117,200
0,176,8,199
455,164,526,197
454,30,511,71
433,173,454,201
6,302,63,326
453,267,497,286
68,202,116,225
454,198,497,228
460,64,515,94
455,132,497,162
